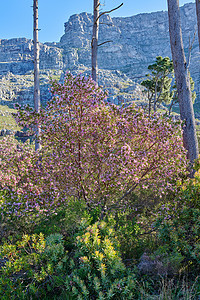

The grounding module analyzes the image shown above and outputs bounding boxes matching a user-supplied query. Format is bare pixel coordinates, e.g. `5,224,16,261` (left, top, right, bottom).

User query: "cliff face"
0,2,200,115
0,38,63,74
60,2,199,81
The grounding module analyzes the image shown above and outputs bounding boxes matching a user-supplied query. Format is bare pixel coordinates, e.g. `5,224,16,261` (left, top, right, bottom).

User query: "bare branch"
99,22,114,27
96,3,123,22
98,40,113,47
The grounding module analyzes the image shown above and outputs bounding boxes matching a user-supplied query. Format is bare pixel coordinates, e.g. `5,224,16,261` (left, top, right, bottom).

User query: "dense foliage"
154,174,200,273
1,73,188,221
0,73,199,299
141,56,196,115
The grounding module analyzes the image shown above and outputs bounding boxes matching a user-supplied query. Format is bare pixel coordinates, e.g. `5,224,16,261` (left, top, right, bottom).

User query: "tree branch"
98,40,113,47
99,22,114,26
96,3,123,22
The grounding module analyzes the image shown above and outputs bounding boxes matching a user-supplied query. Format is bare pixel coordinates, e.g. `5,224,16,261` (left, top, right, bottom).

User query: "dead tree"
167,0,199,173
92,0,100,83
33,0,41,151
196,0,200,50
91,1,123,84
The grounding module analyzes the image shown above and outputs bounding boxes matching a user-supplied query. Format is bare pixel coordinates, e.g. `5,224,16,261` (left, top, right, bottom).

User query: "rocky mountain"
0,2,200,116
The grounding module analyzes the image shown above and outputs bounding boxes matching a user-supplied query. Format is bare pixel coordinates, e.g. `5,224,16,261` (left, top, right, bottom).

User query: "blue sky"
0,0,195,43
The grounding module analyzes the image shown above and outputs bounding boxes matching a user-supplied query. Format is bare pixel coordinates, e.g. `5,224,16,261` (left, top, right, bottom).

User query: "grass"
139,277,200,299
0,105,20,131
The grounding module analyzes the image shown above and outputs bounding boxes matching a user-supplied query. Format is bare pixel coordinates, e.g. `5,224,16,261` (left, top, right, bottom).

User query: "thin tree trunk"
167,0,199,169
91,0,100,83
153,79,158,112
148,97,152,116
196,0,200,50
33,0,41,151
147,90,152,116
169,96,175,116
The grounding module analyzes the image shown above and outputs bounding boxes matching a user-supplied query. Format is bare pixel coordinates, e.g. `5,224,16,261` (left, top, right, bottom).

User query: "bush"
105,211,145,261
0,233,68,299
153,176,200,275
65,218,137,299
8,73,188,221
0,219,138,299
0,136,66,228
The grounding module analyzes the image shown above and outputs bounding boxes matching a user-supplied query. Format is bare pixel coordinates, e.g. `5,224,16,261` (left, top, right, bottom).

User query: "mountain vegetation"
0,1,200,299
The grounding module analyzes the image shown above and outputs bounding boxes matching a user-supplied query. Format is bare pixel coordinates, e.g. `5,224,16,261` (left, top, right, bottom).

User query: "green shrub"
0,219,137,299
153,177,200,275
106,211,145,261
65,219,137,299
0,233,68,299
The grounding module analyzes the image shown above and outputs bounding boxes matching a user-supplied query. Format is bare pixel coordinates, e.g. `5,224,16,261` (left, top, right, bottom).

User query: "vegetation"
0,105,20,131
141,56,196,116
2,74,187,221
0,0,200,297
141,56,174,114
0,74,199,299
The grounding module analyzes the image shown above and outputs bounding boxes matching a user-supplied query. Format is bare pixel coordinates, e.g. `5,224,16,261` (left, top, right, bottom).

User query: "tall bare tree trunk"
195,0,200,155
167,0,199,169
91,0,100,83
33,0,41,151
196,0,200,50
91,2,123,84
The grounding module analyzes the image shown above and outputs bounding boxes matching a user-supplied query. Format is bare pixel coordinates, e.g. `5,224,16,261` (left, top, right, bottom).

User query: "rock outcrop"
59,2,200,97
0,2,200,116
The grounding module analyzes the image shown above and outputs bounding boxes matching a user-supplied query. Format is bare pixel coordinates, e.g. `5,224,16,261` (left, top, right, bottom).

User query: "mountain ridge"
0,2,199,118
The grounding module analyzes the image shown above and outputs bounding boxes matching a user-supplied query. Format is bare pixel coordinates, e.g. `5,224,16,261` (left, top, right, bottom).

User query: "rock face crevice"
0,38,63,75
0,2,200,116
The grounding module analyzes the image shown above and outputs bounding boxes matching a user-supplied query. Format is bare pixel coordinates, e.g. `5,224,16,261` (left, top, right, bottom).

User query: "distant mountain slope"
0,2,199,117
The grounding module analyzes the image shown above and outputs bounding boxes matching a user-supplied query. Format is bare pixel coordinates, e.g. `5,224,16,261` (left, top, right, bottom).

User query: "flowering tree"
0,73,188,219
0,137,61,219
